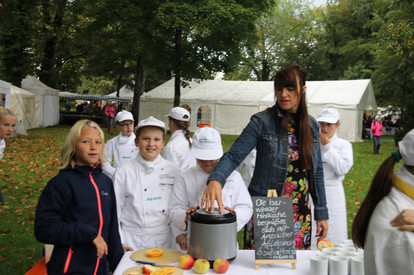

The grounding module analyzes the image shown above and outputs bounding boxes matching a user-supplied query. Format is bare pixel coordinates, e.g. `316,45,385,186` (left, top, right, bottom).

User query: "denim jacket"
209,104,329,221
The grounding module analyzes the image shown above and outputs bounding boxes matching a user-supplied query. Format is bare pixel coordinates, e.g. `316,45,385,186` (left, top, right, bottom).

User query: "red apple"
142,264,158,274
178,254,195,270
213,258,229,273
194,259,210,274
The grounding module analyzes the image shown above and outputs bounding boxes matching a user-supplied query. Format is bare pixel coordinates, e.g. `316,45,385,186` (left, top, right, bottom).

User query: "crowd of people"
1,64,412,274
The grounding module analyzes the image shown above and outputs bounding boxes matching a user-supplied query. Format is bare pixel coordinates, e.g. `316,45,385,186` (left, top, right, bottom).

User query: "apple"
178,254,195,270
317,239,334,251
142,264,158,274
213,258,229,273
194,259,210,274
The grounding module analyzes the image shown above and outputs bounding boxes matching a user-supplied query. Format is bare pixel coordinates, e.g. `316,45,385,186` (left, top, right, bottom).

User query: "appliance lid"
190,208,236,224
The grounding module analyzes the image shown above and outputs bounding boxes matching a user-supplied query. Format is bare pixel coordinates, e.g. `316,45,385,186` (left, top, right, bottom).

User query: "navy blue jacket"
35,164,124,274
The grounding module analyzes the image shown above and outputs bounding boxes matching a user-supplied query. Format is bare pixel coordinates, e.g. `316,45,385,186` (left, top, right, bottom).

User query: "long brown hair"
352,155,396,248
274,64,312,170
170,117,191,147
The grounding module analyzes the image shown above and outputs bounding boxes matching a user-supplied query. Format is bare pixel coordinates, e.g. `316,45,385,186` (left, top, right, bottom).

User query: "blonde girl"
0,106,16,204
35,120,123,274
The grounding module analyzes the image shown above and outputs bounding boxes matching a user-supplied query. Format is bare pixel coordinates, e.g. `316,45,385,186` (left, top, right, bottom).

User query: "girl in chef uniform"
103,110,139,178
112,116,180,250
352,128,414,275
168,126,253,249
311,108,353,247
161,106,196,171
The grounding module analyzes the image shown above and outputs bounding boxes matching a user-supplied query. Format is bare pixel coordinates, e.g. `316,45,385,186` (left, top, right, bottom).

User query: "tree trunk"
173,28,182,107
38,0,67,87
132,54,146,122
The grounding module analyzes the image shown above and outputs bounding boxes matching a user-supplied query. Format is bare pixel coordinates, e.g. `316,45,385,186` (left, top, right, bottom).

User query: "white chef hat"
317,108,340,124
399,129,414,166
191,126,223,160
115,110,134,122
135,116,166,133
165,107,190,122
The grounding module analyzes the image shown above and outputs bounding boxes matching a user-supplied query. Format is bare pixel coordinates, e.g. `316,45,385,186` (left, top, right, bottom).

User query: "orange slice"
146,248,164,258
150,270,167,275
161,267,175,274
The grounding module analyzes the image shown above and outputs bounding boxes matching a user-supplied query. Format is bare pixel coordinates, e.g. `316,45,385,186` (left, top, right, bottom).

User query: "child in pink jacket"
371,115,383,155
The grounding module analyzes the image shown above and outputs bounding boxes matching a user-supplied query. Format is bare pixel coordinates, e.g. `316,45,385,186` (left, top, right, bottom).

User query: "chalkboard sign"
252,196,296,265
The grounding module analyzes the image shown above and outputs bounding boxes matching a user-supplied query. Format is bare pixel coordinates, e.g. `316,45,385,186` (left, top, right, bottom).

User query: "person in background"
312,108,353,247
112,116,180,250
0,106,16,204
162,107,196,172
103,111,139,178
169,127,253,250
371,115,383,155
364,113,372,140
352,129,414,275
202,64,328,250
105,101,117,135
235,148,256,188
34,120,124,274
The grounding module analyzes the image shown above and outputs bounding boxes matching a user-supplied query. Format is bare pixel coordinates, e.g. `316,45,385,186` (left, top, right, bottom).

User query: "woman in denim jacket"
203,65,328,249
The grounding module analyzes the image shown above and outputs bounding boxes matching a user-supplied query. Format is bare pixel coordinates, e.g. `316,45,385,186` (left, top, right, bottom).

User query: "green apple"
194,259,210,274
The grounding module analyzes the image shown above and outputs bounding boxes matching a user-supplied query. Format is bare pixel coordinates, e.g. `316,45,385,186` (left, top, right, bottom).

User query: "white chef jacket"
0,138,5,160
168,165,253,236
364,166,414,275
311,133,353,248
103,132,139,178
112,153,180,250
235,148,256,188
162,129,196,172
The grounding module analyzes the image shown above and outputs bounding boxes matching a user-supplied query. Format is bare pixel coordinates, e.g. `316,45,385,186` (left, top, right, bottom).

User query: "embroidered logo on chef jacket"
159,173,175,187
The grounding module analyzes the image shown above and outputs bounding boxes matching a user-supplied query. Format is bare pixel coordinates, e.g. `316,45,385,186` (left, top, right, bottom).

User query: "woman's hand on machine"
202,180,224,213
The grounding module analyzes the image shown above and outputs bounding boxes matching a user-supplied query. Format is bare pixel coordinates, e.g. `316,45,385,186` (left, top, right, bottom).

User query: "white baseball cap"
136,116,166,133
399,129,414,166
317,108,340,124
374,115,380,120
191,127,223,160
115,110,134,122
165,107,190,122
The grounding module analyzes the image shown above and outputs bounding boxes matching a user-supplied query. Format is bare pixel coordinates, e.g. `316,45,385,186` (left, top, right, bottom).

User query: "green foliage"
75,76,116,95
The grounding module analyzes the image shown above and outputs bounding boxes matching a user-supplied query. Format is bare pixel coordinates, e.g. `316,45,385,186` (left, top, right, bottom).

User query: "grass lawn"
0,125,399,274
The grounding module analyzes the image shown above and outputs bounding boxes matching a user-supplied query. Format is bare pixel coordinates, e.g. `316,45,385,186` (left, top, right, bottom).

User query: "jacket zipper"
63,246,73,273
89,171,104,275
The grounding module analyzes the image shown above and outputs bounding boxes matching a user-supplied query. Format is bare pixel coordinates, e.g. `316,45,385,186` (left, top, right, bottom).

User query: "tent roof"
144,78,376,110
109,85,135,100
21,75,60,96
60,92,131,102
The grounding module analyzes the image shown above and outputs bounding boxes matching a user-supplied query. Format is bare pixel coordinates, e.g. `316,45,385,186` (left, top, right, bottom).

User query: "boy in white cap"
102,110,139,178
312,108,353,247
112,116,180,250
162,106,196,171
168,126,253,250
353,129,414,274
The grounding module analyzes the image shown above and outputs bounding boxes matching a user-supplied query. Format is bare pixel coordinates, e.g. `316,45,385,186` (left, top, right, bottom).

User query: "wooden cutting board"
130,248,184,264
122,265,184,275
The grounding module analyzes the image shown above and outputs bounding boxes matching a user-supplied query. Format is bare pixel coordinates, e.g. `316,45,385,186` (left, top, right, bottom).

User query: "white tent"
0,79,36,134
140,78,377,142
21,75,60,127
109,85,134,100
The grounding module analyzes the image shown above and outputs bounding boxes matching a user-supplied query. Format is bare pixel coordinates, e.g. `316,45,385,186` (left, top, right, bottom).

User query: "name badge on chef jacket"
159,174,175,188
